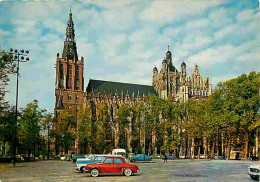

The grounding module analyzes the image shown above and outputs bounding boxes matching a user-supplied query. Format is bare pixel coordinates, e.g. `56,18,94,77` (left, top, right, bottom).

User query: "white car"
248,164,260,180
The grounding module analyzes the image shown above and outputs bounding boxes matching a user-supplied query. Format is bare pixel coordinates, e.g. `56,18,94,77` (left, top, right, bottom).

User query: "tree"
78,107,92,154
52,110,76,154
0,49,14,110
0,108,16,156
41,113,54,159
19,100,46,159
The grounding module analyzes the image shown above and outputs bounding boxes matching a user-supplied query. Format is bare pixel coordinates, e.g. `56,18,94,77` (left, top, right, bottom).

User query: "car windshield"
116,152,125,156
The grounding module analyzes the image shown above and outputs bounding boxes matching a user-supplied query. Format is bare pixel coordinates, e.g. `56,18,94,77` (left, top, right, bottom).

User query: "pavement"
0,159,258,182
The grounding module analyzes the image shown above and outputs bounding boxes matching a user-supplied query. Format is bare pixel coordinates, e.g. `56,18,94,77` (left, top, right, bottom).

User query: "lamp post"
257,86,260,160
9,48,30,166
47,119,53,160
144,107,146,155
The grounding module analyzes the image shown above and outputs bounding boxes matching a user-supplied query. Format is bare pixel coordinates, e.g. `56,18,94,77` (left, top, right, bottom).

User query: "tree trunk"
211,140,215,159
185,135,188,158
203,137,207,158
226,134,231,160
216,133,219,160
34,143,36,161
222,132,224,156
197,145,201,160
245,130,249,159
191,137,195,159
152,131,157,156
187,138,191,159
2,141,5,156
256,129,259,158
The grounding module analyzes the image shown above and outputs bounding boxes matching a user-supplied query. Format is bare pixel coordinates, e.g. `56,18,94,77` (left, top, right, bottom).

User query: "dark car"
72,154,87,162
161,155,176,160
130,154,152,162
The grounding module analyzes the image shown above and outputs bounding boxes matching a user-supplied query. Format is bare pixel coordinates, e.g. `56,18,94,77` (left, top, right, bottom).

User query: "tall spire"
66,7,75,42
62,6,78,60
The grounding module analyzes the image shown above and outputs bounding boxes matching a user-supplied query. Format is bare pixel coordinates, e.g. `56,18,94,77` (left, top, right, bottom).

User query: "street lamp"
47,118,53,160
257,87,260,160
143,107,146,155
9,48,30,166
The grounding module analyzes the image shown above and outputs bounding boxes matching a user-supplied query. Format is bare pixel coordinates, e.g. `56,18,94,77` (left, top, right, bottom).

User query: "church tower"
54,8,84,116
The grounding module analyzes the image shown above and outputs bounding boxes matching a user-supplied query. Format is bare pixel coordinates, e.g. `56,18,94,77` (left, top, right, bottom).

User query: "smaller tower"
181,61,186,78
162,58,167,71
153,66,158,77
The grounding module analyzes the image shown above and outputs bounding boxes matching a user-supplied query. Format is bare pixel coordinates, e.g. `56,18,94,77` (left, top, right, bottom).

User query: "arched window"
76,66,79,76
76,95,79,101
76,79,79,89
68,95,72,100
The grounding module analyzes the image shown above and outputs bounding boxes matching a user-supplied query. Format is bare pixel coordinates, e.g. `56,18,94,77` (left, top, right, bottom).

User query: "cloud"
139,0,224,24
208,7,233,29
236,9,256,22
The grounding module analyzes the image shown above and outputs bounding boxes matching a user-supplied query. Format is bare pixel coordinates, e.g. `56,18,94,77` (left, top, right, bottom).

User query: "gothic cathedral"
54,9,212,154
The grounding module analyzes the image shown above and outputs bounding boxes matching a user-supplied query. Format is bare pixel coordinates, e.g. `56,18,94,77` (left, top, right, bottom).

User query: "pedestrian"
164,153,168,163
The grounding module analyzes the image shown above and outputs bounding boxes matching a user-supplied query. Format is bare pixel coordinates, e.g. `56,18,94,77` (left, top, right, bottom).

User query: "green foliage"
0,49,15,110
19,100,46,154
51,110,76,154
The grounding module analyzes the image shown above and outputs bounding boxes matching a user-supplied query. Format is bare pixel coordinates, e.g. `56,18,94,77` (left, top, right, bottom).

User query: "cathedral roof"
86,79,157,96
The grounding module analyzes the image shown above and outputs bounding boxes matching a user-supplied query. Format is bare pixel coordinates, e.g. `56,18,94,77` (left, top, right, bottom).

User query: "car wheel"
91,168,99,177
80,167,84,173
124,169,132,176
250,176,259,180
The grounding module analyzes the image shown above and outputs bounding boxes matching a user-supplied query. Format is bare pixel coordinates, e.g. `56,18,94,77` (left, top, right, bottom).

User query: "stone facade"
152,49,212,102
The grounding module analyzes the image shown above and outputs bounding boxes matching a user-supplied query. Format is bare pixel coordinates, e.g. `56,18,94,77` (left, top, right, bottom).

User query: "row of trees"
54,72,259,160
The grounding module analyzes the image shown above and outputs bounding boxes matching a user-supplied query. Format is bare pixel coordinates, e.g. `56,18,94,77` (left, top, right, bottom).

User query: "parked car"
85,156,139,177
128,153,135,159
72,154,87,162
112,148,126,157
61,154,72,161
130,154,152,162
248,164,260,180
75,155,110,173
230,151,244,160
161,155,176,160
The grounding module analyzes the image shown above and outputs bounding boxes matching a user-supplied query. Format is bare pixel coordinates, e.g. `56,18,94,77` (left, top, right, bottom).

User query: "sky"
0,0,259,112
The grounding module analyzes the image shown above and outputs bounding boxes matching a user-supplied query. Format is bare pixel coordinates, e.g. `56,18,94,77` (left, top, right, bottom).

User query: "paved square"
0,159,257,181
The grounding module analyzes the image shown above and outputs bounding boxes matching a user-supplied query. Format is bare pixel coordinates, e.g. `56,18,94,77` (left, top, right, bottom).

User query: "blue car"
130,154,152,162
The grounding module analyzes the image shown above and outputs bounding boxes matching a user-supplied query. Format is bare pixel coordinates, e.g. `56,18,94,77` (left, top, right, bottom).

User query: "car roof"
104,156,125,159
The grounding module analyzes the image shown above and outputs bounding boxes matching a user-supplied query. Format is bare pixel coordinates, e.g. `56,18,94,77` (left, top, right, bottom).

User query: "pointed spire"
168,45,169,51
66,6,75,42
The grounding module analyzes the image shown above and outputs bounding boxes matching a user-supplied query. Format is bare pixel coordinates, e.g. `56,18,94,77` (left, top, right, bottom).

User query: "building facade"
54,10,212,154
